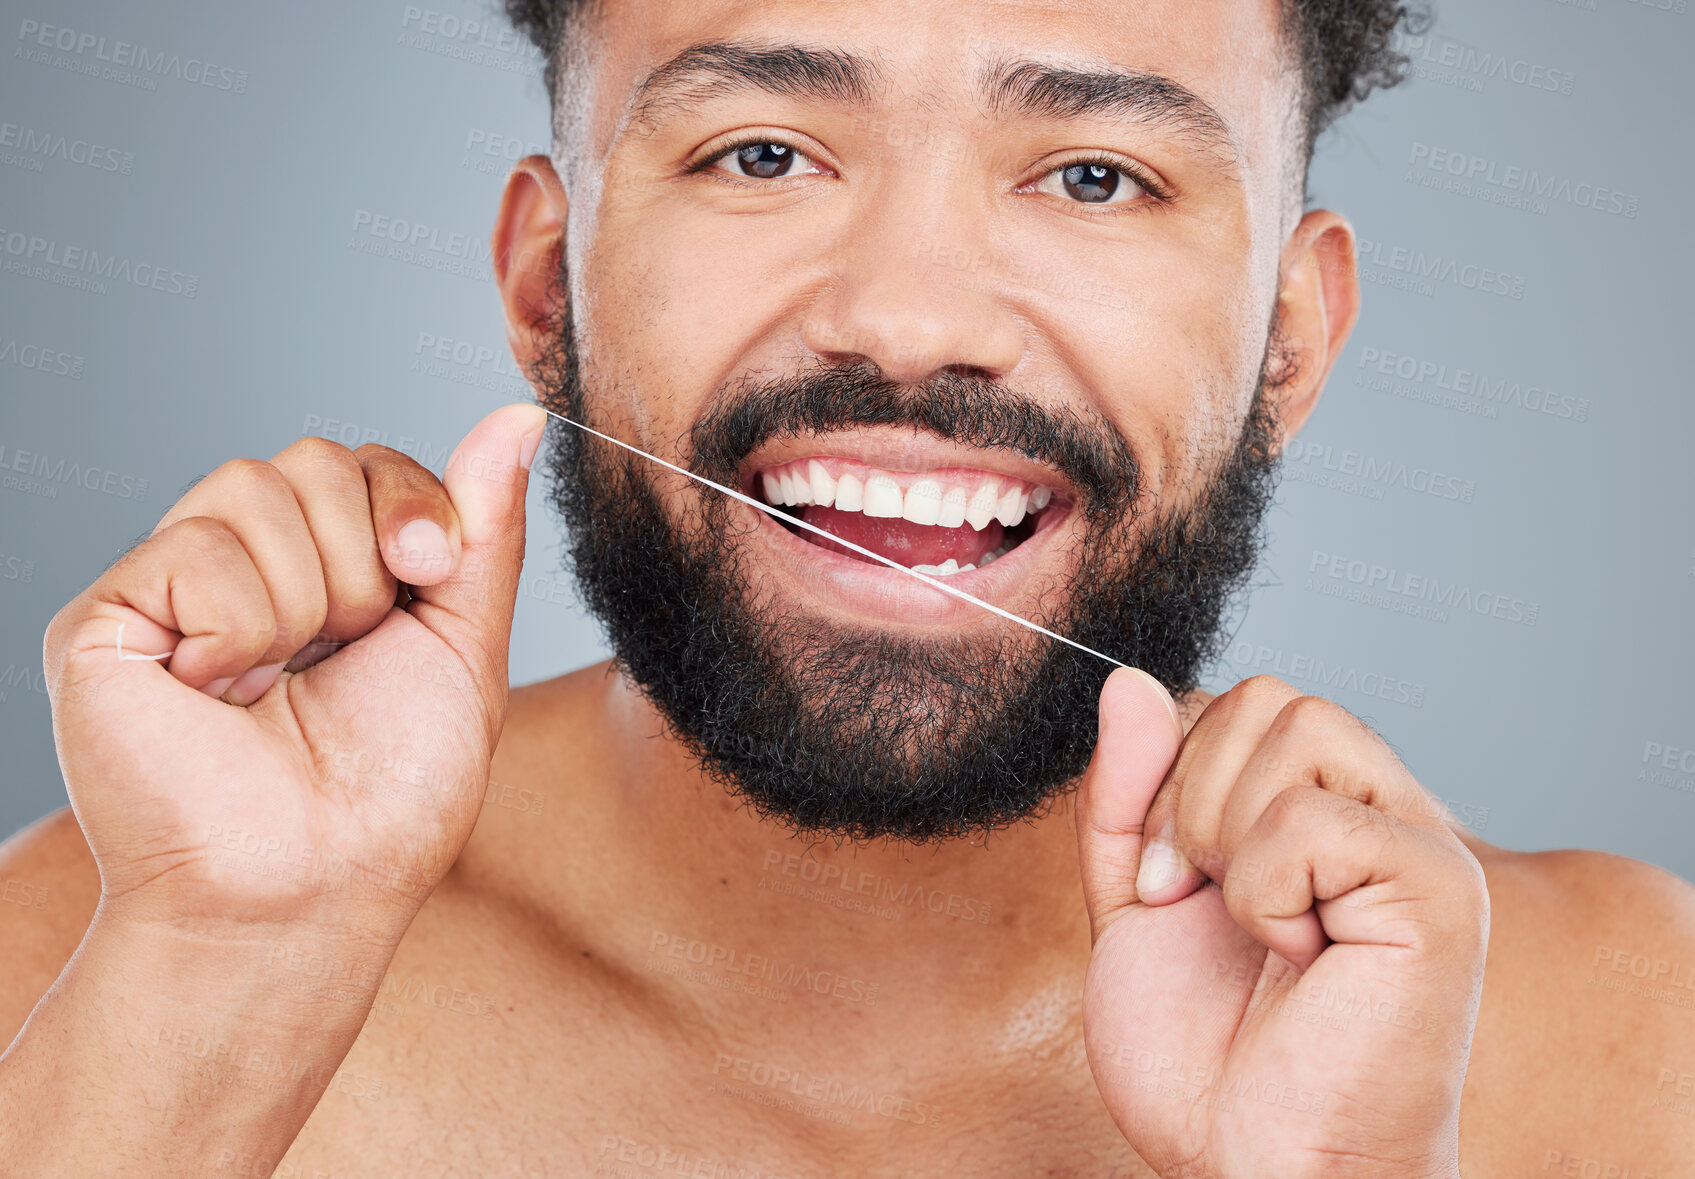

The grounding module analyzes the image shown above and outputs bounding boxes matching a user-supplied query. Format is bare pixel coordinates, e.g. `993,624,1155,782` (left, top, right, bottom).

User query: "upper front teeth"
834,472,863,511
808,460,836,505
938,485,969,527
965,483,1001,530
759,458,1051,533
995,484,1027,527
782,469,809,505
902,479,943,526
862,473,904,517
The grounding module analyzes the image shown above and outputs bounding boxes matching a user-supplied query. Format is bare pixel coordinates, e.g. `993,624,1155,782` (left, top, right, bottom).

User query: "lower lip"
743,498,1073,626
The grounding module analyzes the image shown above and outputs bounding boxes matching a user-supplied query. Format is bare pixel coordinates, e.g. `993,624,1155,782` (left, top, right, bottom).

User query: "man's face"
518,0,1329,841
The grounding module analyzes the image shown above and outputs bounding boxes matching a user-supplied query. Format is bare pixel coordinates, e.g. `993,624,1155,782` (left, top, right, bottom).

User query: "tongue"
798,505,1006,567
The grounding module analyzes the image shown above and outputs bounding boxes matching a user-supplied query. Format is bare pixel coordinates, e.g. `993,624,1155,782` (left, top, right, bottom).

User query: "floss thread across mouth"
537,406,1127,670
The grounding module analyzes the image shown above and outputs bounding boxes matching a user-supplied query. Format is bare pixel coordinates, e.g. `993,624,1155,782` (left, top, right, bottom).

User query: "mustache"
686,359,1141,520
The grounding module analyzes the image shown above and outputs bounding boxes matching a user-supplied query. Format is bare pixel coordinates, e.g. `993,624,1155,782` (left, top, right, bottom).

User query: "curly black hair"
1286,0,1433,156
505,0,1432,176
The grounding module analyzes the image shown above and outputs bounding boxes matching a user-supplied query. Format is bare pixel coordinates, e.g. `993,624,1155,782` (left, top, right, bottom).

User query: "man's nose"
800,181,1025,385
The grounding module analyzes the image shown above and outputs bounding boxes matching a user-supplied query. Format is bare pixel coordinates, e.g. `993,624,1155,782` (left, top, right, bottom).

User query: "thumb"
403,402,547,708
1076,666,1185,938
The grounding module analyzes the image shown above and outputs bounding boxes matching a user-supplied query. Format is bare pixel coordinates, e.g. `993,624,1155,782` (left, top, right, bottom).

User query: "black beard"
529,252,1288,844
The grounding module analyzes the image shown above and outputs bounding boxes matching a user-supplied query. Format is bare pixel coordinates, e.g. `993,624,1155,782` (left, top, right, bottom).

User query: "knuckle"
353,442,423,475
165,518,274,631
1269,692,1348,740
279,438,374,512
279,434,355,467
351,441,398,461
1272,696,1403,784
212,456,289,496
170,513,244,555
1283,692,1341,725
1235,674,1296,704
1215,675,1298,723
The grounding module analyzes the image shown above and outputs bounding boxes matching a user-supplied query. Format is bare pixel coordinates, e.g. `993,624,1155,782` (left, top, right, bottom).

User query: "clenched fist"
1076,670,1489,1179
42,402,547,941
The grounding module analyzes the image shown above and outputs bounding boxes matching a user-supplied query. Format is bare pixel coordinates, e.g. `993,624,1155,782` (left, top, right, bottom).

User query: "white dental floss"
539,407,1126,670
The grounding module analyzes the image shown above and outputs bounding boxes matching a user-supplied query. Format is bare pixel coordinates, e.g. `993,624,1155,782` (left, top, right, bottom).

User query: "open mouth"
748,455,1069,577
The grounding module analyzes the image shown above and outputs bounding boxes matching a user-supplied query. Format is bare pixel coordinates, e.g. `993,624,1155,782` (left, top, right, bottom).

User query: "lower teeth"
909,542,1011,576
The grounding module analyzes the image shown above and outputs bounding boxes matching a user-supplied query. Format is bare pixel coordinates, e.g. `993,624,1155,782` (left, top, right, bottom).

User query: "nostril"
937,362,1002,383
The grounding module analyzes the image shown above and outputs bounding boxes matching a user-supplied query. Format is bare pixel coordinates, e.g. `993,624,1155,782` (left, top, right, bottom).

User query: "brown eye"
736,142,792,178
1064,163,1118,202
709,140,823,180
1033,161,1149,206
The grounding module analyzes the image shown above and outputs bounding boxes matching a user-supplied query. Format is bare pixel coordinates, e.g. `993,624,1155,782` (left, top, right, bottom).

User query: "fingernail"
200,675,237,699
517,426,543,472
394,519,451,572
224,661,285,707
1121,667,1182,737
1136,837,1193,898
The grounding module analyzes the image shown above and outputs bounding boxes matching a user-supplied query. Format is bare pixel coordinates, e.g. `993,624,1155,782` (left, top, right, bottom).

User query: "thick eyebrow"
980,56,1242,166
628,41,886,128
626,39,1241,170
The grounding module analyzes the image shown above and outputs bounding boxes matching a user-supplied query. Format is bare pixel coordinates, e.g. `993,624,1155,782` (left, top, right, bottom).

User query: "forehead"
584,0,1297,174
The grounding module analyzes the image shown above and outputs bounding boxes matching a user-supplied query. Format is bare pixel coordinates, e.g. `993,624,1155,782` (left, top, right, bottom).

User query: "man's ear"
492,154,570,379
1267,209,1360,447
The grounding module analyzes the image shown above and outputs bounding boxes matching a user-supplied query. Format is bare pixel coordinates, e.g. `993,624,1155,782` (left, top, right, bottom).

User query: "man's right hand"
42,401,545,942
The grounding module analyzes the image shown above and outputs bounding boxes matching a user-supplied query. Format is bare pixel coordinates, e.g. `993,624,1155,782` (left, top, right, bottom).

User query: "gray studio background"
2,1,1691,876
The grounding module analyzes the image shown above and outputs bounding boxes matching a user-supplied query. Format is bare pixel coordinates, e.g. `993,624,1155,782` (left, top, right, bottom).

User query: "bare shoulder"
1457,834,1695,1175
0,807,101,1044
491,663,616,798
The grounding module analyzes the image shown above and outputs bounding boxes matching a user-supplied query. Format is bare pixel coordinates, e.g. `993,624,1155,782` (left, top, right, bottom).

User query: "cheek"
578,204,819,448
1013,235,1260,500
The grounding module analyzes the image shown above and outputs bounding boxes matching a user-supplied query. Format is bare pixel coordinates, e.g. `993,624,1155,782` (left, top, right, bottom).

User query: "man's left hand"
1075,670,1490,1179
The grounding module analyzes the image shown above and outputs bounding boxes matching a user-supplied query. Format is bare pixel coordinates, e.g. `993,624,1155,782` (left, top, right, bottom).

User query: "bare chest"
265,906,1150,1179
